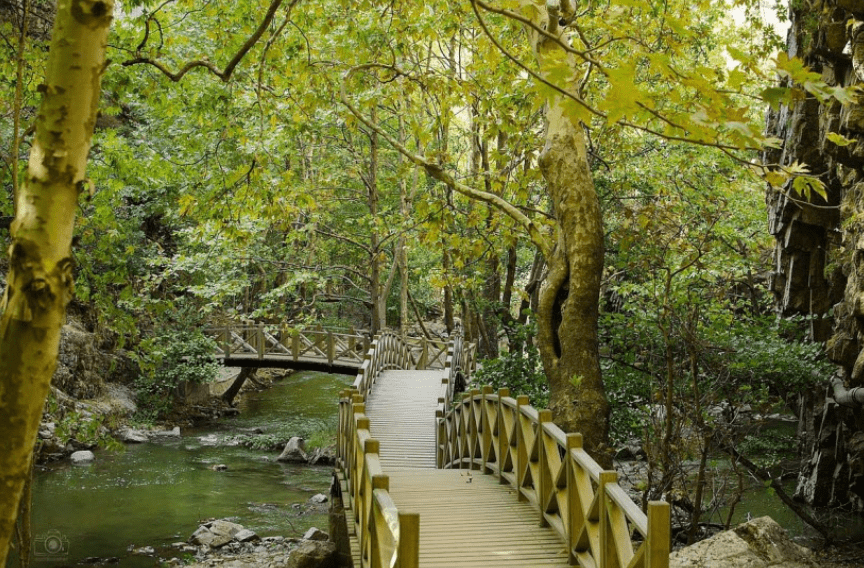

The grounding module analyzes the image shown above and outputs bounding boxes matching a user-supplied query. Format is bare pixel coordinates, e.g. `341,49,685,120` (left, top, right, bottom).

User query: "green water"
18,371,352,568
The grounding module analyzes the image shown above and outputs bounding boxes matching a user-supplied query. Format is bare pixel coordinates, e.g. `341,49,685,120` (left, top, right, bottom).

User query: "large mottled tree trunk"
0,0,114,562
525,0,610,462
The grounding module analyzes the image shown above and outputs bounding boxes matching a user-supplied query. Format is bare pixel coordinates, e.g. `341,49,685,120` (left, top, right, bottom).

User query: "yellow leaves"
762,161,827,202
178,195,196,217
603,62,639,126
827,132,856,147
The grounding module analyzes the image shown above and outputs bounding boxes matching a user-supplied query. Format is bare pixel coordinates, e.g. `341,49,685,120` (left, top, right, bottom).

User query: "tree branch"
122,0,300,82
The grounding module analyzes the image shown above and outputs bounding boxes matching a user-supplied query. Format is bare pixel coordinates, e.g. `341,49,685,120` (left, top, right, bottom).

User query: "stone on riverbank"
669,516,817,568
302,527,328,541
287,540,337,568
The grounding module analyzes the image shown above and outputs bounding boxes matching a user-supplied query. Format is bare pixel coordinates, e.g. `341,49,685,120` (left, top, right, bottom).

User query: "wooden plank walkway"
365,370,443,469
354,369,571,567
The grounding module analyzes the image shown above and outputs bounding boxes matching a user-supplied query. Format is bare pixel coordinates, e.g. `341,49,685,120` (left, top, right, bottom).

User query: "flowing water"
15,371,352,568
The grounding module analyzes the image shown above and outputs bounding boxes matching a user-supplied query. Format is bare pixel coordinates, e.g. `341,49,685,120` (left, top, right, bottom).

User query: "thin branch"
122,0,301,82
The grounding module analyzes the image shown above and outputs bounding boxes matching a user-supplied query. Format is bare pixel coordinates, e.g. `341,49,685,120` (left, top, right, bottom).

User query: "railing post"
515,394,529,502
646,501,670,568
497,388,510,485
348,329,356,353
566,433,583,565
538,409,553,527
436,409,445,468
469,389,481,470
292,330,300,362
327,331,335,365
369,473,388,566
481,385,493,473
599,470,618,568
257,323,265,360
221,327,230,358
397,512,420,568
420,339,428,370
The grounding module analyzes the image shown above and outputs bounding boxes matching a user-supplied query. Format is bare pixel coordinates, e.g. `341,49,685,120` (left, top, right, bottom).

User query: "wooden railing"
207,324,370,367
205,323,476,374
438,386,670,568
339,390,419,568
338,332,420,568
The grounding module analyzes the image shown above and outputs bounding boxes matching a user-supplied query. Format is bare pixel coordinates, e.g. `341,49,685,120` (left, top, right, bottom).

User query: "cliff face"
766,1,864,510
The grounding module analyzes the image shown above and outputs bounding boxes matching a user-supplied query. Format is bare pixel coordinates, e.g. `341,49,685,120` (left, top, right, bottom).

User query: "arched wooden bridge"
336,333,671,568
205,324,466,376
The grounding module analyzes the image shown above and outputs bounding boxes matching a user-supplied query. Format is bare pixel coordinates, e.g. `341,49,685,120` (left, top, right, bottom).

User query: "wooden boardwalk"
354,369,571,567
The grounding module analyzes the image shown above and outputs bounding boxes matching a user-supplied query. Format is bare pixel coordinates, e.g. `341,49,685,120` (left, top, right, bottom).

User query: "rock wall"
54,321,139,399
766,1,864,510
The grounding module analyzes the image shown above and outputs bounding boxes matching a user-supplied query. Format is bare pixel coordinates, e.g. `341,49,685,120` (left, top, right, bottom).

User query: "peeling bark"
528,1,610,463
0,0,113,562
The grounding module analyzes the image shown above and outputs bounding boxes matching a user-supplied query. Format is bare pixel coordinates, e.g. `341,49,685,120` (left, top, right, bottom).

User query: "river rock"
308,446,335,465
669,516,817,568
118,427,149,443
38,422,56,440
130,546,155,556
287,540,337,568
303,527,329,541
151,426,181,438
309,494,328,505
70,450,95,463
276,437,307,463
211,464,229,471
190,520,244,548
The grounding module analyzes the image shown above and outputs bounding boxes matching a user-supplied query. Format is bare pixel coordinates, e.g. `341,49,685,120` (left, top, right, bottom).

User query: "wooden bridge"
336,333,671,568
205,324,470,376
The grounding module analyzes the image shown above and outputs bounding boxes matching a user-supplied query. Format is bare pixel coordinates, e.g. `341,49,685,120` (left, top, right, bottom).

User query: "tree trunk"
0,0,113,562
367,108,384,334
528,3,610,463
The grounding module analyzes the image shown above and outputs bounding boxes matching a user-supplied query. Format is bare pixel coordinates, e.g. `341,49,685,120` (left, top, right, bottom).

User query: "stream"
16,370,352,568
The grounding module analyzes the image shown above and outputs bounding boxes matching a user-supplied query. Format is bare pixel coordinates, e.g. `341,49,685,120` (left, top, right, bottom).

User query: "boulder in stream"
118,427,149,443
277,437,308,463
70,450,95,463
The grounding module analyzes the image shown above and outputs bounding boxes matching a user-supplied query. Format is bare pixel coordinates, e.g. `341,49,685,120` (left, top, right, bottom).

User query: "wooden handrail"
205,324,469,373
438,387,670,568
337,333,421,568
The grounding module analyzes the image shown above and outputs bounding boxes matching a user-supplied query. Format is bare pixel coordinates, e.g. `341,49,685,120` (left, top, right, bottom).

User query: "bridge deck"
353,370,571,567
366,370,443,469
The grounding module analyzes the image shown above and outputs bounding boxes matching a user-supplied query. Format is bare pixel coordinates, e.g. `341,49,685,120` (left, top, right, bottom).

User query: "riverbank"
21,371,353,568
